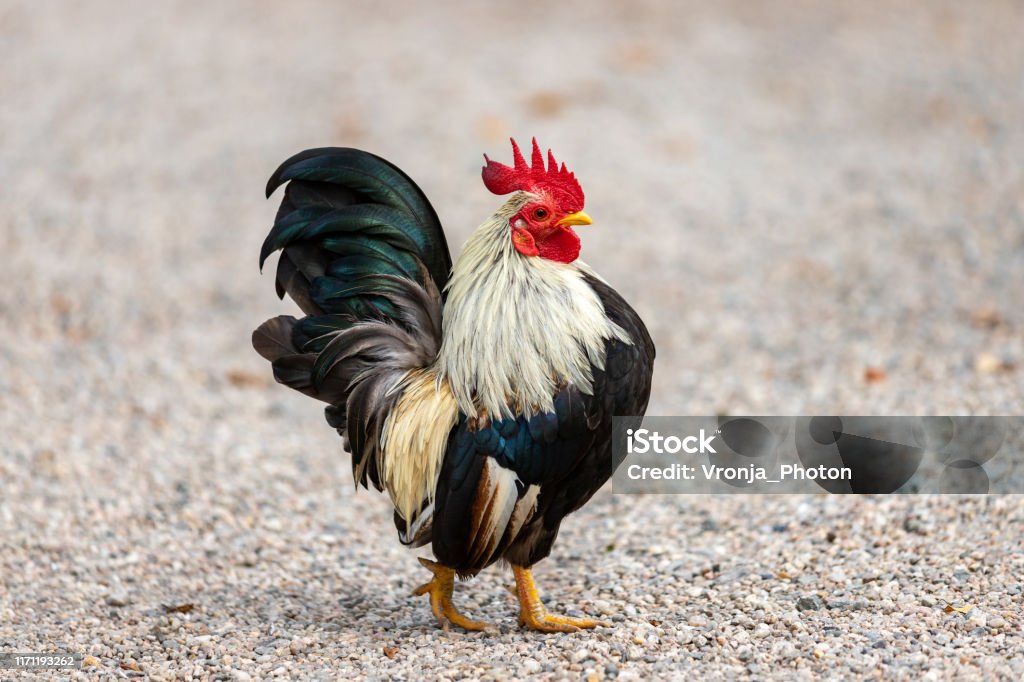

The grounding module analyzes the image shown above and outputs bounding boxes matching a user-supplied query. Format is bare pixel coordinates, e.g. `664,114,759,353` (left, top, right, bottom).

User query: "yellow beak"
557,211,593,227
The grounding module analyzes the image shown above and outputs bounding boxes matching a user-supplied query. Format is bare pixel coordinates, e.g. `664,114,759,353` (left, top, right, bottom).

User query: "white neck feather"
436,193,628,419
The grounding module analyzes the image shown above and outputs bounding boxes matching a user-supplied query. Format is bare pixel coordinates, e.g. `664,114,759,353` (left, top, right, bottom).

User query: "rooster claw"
512,564,611,633
413,558,493,632
519,612,610,633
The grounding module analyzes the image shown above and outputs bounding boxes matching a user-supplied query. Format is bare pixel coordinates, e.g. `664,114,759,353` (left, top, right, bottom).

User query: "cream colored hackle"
380,368,458,527
437,192,629,419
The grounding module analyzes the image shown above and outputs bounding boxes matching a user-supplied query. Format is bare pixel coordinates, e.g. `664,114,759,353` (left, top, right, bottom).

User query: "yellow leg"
512,565,610,633
412,558,492,632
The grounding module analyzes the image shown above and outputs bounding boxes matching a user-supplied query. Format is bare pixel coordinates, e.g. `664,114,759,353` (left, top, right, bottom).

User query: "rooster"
253,139,655,632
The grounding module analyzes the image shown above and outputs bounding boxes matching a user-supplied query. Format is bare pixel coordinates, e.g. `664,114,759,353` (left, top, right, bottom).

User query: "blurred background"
1,1,1021,678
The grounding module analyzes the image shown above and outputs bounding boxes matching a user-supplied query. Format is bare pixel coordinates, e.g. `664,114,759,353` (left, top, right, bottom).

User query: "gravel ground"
2,1,1023,679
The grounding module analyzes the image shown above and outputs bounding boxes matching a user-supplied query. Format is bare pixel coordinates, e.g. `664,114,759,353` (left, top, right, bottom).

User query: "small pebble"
797,596,823,612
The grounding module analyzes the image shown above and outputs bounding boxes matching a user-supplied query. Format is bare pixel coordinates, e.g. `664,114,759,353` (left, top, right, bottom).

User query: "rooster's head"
482,138,590,264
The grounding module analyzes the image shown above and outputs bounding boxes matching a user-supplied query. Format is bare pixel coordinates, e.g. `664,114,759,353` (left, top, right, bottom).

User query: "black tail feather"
254,147,451,491
252,316,299,362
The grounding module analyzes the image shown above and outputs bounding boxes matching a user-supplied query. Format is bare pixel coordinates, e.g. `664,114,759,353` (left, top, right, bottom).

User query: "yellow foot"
512,565,611,633
412,557,492,632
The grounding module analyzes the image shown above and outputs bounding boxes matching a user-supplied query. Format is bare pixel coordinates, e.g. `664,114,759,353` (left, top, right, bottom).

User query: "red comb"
482,138,584,212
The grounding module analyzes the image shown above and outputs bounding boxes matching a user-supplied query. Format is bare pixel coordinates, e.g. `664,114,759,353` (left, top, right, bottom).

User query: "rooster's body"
254,140,654,631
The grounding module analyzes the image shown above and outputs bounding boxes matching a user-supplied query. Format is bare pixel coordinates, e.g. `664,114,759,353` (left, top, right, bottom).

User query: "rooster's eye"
532,207,549,220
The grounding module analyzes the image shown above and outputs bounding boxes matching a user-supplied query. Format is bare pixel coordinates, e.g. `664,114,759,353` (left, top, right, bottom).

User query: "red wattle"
536,226,581,264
